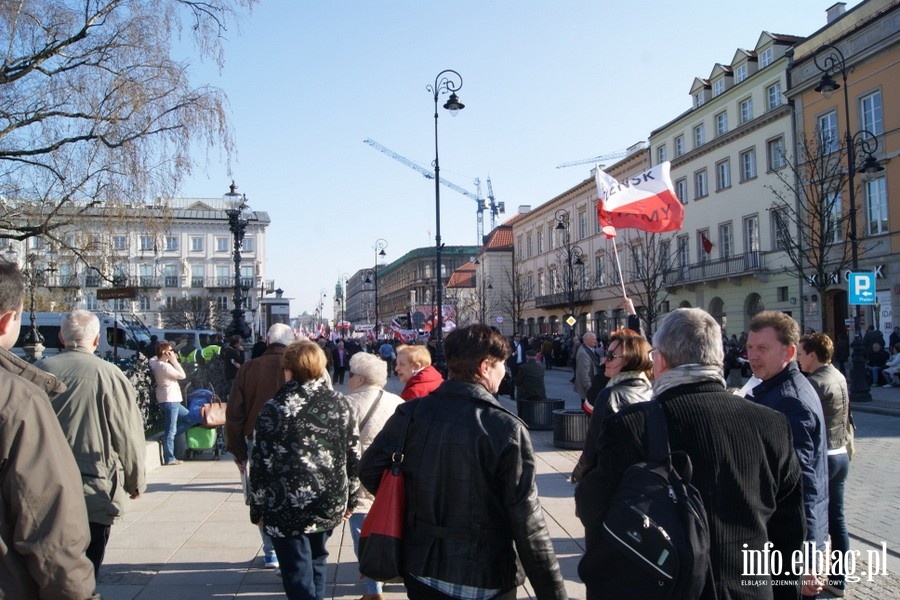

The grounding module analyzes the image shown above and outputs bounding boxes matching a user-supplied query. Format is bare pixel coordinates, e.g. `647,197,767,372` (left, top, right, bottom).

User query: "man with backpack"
575,308,805,599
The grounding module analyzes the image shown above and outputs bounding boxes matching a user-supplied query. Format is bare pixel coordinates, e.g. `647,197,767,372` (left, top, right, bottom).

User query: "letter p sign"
849,272,876,305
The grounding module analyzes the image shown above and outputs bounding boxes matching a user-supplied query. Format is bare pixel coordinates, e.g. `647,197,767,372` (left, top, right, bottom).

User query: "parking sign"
848,272,876,305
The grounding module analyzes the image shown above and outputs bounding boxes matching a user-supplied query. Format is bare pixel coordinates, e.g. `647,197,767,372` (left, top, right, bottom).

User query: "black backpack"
577,401,713,600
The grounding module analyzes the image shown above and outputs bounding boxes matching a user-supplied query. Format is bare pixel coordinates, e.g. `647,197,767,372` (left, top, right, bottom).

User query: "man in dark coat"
515,350,547,400
746,310,828,597
576,308,805,600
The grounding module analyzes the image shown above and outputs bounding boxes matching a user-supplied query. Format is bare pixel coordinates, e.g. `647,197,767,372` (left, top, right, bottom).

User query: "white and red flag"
595,162,684,237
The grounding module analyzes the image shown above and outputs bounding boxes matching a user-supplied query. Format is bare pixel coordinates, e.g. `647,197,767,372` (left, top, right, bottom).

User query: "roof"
483,224,513,251
446,262,476,288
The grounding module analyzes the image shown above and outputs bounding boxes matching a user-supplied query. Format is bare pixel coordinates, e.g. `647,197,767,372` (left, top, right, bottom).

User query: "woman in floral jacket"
249,340,360,600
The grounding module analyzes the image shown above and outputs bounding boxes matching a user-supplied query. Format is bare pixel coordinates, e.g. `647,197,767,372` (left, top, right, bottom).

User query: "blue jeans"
160,402,192,464
827,452,850,589
349,512,382,595
272,530,332,600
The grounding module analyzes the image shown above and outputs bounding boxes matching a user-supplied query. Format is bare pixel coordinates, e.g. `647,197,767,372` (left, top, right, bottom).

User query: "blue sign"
848,272,876,305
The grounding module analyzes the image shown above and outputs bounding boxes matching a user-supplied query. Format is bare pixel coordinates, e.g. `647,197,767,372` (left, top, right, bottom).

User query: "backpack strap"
644,401,671,462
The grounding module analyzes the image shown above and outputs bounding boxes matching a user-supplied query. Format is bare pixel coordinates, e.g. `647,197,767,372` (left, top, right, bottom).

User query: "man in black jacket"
359,325,566,599
576,308,805,600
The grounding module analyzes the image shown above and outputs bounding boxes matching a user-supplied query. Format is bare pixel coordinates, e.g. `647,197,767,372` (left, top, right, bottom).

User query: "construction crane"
363,138,504,242
556,150,629,169
485,176,504,231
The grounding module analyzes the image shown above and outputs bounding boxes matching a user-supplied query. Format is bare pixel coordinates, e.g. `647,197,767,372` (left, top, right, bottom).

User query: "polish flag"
701,232,713,254
595,162,684,237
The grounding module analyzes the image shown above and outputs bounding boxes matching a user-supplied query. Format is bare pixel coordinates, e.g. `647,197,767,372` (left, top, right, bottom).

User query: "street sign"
565,315,577,327
848,272,876,305
96,287,137,300
495,315,504,324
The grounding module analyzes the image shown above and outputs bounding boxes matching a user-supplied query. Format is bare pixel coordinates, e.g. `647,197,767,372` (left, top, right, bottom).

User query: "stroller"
184,388,224,460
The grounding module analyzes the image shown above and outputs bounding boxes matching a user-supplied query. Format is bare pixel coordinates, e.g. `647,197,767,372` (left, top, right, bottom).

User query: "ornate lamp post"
223,182,252,339
5,246,57,361
554,209,585,337
480,275,494,324
427,69,465,370
814,43,884,403
365,239,387,340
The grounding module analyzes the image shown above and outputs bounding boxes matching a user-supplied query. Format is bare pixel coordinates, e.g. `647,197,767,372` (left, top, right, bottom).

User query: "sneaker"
164,460,182,466
264,555,279,569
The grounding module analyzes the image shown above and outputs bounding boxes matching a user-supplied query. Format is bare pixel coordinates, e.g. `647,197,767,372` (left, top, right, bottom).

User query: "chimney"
518,205,531,214
826,2,846,24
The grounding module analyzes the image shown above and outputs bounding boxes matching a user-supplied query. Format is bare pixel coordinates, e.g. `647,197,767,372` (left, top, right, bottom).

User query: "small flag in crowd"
595,162,684,237
701,232,713,254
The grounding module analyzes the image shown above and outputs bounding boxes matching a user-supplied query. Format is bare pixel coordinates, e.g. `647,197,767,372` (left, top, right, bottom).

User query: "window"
694,91,705,108
735,64,748,83
657,145,667,163
744,215,760,268
191,265,205,287
139,295,151,311
515,236,523,257
715,111,728,136
826,193,843,243
777,287,789,302
536,228,544,254
578,210,587,239
866,176,888,235
677,236,689,273
693,123,705,148
165,235,178,251
547,227,555,250
526,234,533,258
739,98,753,124
190,236,203,252
113,236,127,251
675,178,687,204
139,265,154,286
216,296,229,311
139,235,154,252
241,265,254,288
719,223,733,258
674,135,685,157
243,237,254,253
716,159,731,190
766,82,783,110
713,79,725,97
771,209,788,250
163,265,178,287
818,111,838,154
537,271,544,296
216,237,229,252
697,230,711,262
759,47,774,68
767,136,786,171
595,255,606,286
526,275,534,300
740,148,757,181
860,91,883,135
216,265,230,286
85,294,98,310
694,169,708,199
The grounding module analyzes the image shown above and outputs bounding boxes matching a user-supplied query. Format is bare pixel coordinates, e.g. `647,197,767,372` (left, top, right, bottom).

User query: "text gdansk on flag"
595,162,684,237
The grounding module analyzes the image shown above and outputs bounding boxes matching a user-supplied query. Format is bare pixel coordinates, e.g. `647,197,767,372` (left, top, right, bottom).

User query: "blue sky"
177,0,855,319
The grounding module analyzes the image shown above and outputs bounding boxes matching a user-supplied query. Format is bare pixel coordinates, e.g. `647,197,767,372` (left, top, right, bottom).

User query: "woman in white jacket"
344,351,404,600
149,341,191,465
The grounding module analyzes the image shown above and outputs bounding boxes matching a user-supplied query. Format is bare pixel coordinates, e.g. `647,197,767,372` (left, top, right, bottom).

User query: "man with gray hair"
36,309,146,576
0,264,99,598
575,308,805,599
574,331,600,409
225,322,296,570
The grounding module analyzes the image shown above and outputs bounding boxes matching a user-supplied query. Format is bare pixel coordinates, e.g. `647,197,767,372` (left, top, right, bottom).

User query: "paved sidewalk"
96,368,900,599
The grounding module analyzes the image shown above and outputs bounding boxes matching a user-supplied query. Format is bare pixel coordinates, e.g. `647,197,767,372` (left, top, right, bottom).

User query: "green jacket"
36,348,146,525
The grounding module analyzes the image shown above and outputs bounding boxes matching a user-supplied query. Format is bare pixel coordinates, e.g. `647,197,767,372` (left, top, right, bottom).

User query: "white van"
147,328,219,356
14,311,153,360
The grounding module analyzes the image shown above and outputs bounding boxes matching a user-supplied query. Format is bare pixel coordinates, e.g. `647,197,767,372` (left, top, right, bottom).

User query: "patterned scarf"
652,364,726,397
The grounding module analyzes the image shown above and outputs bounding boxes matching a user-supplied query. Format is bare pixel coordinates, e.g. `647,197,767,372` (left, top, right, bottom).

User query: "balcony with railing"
534,288,592,309
664,251,766,288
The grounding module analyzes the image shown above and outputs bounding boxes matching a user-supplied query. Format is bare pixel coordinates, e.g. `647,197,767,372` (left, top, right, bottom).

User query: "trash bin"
516,399,565,431
552,409,591,449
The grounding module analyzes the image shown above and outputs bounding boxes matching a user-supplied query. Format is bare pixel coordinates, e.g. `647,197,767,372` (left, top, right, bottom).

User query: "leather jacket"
359,380,566,599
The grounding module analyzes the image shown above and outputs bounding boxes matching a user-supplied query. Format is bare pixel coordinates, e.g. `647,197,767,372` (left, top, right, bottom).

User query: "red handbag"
358,410,413,582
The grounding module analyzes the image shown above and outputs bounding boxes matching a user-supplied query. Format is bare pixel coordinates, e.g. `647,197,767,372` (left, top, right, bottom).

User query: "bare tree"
769,136,854,329
501,259,534,335
0,0,256,261
622,231,679,337
159,295,217,329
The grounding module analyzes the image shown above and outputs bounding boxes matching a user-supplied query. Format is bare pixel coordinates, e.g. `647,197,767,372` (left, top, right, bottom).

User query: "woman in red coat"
396,344,444,400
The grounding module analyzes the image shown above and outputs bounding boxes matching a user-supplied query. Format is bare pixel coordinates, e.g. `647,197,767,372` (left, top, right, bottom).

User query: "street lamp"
5,246,57,361
814,43,884,403
554,209,585,337
365,239,388,340
223,182,252,339
337,273,350,338
427,69,465,371
480,275,494,324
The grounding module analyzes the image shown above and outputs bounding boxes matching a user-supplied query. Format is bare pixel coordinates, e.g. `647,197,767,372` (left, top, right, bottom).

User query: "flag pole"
611,240,628,299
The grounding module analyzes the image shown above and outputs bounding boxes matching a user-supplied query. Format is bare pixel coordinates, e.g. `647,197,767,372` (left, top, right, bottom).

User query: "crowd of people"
0,253,888,600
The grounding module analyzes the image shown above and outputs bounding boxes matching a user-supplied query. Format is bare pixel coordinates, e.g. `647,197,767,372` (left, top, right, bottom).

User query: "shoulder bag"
358,406,414,582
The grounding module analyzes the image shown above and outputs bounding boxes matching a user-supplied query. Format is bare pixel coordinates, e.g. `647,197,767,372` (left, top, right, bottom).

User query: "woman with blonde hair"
248,340,359,600
395,343,444,400
148,341,191,466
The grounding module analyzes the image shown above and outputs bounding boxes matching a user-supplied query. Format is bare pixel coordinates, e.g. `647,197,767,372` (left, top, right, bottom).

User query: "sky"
176,0,857,319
